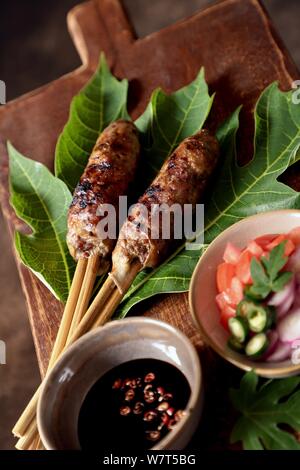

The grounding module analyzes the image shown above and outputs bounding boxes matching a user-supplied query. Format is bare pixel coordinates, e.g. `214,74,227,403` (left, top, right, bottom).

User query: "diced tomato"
216,291,234,311
220,305,236,331
288,227,300,246
236,250,252,285
216,262,236,293
266,235,295,256
254,234,278,250
247,240,263,258
223,242,242,265
284,239,296,256
266,234,286,251
227,276,244,306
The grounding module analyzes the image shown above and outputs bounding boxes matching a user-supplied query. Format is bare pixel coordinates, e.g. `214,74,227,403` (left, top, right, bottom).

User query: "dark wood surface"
0,0,299,449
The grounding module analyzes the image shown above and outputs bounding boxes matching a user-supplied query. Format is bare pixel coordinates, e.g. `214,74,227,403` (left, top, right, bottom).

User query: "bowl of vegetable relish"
189,210,300,378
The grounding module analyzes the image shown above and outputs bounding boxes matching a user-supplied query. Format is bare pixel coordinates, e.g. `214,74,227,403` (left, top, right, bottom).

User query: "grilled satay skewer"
13,120,140,449
65,119,140,335
69,129,220,338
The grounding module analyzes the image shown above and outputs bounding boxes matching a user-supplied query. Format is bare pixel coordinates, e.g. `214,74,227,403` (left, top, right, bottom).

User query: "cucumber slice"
237,300,272,333
228,317,248,343
237,300,255,318
245,333,268,358
247,306,268,333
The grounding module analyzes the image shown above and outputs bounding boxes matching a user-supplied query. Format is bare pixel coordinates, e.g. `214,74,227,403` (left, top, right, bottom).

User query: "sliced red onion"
277,307,300,342
268,275,295,308
291,339,300,365
276,289,296,319
293,285,300,308
266,341,291,362
262,330,279,360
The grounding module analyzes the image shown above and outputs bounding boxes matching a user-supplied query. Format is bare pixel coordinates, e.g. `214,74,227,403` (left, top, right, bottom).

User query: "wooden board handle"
67,0,136,69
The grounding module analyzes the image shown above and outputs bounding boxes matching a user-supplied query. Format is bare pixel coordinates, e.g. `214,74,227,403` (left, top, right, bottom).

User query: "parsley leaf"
230,371,300,450
251,257,269,286
272,271,293,292
261,242,288,281
247,241,292,299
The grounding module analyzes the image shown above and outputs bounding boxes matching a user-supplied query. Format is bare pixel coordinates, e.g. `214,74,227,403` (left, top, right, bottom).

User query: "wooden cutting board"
0,0,299,449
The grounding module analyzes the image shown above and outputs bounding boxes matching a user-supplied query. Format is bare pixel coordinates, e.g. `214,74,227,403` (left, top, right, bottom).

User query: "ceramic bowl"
189,209,300,378
37,317,203,450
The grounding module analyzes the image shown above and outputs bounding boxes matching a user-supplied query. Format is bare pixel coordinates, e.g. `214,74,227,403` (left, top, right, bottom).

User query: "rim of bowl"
37,316,202,450
189,209,300,378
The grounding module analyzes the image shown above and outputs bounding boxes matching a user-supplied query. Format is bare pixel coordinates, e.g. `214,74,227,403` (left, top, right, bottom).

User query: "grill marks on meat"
110,129,219,289
67,120,140,269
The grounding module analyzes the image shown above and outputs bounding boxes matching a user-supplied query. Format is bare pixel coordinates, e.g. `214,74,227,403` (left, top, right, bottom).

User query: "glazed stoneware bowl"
37,317,203,450
189,209,300,379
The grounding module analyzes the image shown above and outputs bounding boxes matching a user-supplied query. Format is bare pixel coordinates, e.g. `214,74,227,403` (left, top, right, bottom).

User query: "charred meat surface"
111,129,219,288
67,120,140,270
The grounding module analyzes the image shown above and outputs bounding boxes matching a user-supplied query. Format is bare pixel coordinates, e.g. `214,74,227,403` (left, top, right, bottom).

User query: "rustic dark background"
0,0,299,450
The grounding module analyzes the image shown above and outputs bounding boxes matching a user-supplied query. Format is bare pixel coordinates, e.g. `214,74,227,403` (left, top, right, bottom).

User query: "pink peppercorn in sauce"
78,358,190,450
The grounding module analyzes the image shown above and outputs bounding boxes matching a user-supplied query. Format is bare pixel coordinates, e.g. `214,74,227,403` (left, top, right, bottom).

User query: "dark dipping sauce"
78,358,191,450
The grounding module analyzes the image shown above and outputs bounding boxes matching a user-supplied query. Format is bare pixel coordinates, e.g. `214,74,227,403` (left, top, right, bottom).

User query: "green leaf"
8,62,213,303
117,249,202,318
250,242,292,296
55,53,129,192
272,271,293,292
8,142,75,302
230,371,300,450
265,242,287,280
8,53,129,302
248,257,271,299
250,257,269,286
117,84,300,317
135,68,214,183
260,256,270,273
115,108,241,317
246,284,271,300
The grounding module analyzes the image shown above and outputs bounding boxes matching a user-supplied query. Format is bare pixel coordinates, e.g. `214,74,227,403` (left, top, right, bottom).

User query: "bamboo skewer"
92,287,123,328
15,419,39,450
66,261,141,345
13,389,39,440
67,255,100,339
48,257,92,370
12,257,88,439
13,256,100,449
65,276,117,345
13,120,141,450
33,436,44,450
14,260,141,450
